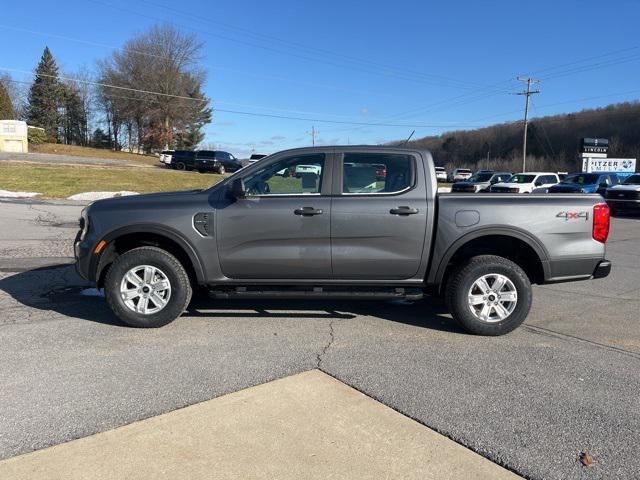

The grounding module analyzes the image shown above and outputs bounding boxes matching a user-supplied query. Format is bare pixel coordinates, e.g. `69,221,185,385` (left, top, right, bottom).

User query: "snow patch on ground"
67,191,139,201
0,189,41,198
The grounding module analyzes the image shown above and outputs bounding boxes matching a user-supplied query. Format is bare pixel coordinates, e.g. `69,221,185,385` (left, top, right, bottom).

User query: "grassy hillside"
0,162,221,198
30,143,158,166
407,101,640,172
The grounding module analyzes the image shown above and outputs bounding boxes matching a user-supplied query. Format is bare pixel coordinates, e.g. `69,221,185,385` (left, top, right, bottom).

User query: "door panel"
331,152,428,279
217,197,331,279
215,152,332,279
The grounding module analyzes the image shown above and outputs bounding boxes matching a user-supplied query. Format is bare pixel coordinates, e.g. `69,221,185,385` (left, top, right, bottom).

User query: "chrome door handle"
390,206,419,215
294,207,323,216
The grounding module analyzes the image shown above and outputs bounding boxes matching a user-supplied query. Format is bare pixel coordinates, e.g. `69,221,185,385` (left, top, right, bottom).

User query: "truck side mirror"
228,178,246,199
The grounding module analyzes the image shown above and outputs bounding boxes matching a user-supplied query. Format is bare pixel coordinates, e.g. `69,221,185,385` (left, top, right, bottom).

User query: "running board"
208,286,424,301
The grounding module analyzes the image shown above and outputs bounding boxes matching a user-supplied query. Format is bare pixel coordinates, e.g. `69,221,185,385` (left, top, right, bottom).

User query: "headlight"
79,208,90,241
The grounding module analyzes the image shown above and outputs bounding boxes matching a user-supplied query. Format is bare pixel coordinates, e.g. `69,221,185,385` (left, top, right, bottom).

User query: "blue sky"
1,0,639,156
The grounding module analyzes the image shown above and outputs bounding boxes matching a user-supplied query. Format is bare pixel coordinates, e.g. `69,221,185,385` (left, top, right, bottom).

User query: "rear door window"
342,153,414,194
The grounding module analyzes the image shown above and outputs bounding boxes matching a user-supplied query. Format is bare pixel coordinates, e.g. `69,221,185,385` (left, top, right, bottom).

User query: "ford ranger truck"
75,146,611,336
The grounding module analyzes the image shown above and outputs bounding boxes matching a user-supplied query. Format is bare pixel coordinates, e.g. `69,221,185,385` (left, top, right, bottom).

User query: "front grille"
452,185,476,192
607,190,640,200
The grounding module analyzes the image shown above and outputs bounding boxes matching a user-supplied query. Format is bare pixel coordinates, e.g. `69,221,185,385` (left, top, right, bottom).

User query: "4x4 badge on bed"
556,211,589,221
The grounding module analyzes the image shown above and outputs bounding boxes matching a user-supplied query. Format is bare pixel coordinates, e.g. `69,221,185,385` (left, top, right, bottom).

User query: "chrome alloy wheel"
119,265,172,315
467,273,518,323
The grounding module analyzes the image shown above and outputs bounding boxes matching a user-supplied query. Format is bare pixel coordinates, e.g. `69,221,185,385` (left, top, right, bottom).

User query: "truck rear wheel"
104,247,192,328
445,255,532,336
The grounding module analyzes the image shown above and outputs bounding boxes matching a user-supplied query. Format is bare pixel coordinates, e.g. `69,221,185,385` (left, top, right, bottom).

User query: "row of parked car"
159,150,243,174
447,168,640,214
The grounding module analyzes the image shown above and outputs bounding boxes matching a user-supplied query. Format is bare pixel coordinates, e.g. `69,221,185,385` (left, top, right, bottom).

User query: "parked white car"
295,164,322,176
490,172,560,193
450,168,472,182
159,150,174,167
434,166,448,182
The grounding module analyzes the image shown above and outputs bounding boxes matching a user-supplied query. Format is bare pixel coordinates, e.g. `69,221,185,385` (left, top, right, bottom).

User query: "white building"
0,120,28,153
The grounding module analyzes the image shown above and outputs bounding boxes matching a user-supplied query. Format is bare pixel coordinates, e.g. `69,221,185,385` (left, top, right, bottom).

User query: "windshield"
468,173,493,182
562,174,599,185
457,169,471,174
508,174,536,184
623,174,640,185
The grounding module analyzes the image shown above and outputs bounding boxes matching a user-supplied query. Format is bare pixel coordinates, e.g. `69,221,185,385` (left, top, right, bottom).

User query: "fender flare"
89,223,206,283
432,226,551,286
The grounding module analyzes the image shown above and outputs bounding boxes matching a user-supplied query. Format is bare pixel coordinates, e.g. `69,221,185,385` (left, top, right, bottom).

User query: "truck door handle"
294,207,323,216
390,206,419,215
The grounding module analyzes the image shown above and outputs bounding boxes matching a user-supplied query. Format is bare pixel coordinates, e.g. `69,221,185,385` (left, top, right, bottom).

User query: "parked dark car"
452,171,512,193
548,173,619,195
171,150,241,174
201,151,242,173
604,173,640,215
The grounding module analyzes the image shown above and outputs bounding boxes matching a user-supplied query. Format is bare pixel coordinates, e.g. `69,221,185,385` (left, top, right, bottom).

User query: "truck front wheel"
104,247,192,328
445,255,532,336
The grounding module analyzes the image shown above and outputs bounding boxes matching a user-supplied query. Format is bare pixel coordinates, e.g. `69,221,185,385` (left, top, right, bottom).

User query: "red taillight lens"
593,203,610,243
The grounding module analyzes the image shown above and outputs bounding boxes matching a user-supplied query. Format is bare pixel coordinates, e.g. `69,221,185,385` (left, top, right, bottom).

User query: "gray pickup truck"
75,146,611,335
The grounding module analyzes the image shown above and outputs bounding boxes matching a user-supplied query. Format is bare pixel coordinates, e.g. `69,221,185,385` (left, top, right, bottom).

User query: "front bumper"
74,228,93,281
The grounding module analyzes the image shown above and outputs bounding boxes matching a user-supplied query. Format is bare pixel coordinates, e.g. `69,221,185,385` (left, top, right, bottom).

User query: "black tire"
176,162,186,171
445,255,532,336
104,247,192,328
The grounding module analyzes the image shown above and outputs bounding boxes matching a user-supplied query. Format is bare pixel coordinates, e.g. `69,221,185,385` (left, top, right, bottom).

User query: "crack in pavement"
523,325,640,360
316,318,336,369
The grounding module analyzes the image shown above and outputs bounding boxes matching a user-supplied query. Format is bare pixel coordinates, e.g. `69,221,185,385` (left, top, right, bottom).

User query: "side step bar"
208,286,424,301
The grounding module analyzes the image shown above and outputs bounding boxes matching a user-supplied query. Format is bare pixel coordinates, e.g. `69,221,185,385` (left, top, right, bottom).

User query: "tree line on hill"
406,101,640,173
0,24,211,153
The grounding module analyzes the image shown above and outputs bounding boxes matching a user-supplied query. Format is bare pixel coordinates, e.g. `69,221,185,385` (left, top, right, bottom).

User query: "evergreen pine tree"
0,81,14,119
27,47,61,138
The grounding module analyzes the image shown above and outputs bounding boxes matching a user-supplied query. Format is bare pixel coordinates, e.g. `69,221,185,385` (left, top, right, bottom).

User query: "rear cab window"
341,153,414,194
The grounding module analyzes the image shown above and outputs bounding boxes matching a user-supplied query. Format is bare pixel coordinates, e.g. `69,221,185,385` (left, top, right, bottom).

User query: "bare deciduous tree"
95,24,211,152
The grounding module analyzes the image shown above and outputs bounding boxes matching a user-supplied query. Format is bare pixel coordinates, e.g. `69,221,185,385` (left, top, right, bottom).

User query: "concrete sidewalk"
0,370,518,479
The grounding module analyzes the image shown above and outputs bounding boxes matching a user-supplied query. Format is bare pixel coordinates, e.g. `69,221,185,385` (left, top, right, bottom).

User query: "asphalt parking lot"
0,198,638,480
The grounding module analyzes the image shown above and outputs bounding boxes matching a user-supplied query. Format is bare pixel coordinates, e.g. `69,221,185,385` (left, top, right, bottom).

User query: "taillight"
593,203,610,243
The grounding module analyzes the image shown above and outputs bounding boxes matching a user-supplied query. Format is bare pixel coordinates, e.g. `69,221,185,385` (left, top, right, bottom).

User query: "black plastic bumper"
593,260,612,279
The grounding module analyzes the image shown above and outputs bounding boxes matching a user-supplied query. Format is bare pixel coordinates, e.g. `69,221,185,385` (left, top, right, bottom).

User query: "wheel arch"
432,227,550,293
91,224,205,288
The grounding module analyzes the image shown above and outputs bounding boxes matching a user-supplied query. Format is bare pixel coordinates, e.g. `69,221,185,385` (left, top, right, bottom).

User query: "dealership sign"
581,137,609,154
582,157,636,173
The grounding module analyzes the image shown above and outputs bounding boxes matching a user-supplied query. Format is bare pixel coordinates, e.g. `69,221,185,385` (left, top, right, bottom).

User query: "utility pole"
516,77,540,172
307,126,318,146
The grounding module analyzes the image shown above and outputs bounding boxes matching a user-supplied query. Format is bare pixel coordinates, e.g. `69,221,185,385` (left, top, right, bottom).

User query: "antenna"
403,130,415,146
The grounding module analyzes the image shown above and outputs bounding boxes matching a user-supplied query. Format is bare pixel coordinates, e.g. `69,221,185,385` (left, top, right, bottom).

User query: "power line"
2,68,489,129
0,67,207,102
87,0,507,92
0,24,411,101
101,0,502,92
530,100,556,157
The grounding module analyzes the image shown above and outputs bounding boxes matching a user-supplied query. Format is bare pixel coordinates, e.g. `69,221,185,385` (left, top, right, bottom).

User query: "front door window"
243,154,325,195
